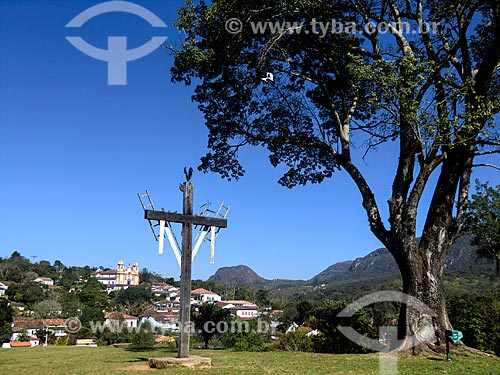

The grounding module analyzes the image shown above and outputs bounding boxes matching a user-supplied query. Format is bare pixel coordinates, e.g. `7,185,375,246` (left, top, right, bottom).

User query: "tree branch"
337,155,390,246
472,163,500,172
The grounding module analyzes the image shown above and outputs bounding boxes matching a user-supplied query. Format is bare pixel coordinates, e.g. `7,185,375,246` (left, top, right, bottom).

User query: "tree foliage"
172,0,500,345
311,300,376,354
0,300,14,344
7,281,45,306
58,266,93,287
78,278,108,308
113,286,152,315
139,268,166,285
192,303,232,348
32,299,62,319
130,321,155,350
465,181,500,275
448,291,500,355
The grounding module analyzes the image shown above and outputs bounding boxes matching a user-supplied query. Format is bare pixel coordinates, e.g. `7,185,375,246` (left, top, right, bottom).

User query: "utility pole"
140,172,228,358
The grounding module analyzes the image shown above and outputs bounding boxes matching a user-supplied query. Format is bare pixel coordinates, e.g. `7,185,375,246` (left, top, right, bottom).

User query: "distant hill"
309,260,353,283
209,235,495,294
209,265,267,287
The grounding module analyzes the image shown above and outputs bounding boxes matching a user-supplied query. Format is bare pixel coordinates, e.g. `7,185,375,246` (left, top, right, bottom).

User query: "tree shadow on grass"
426,357,446,361
126,347,178,354
126,357,150,363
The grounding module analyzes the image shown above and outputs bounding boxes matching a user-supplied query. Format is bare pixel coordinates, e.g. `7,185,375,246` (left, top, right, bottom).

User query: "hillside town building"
94,259,139,292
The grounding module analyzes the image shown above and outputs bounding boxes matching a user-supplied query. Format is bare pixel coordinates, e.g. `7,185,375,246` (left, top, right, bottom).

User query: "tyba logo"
66,1,167,85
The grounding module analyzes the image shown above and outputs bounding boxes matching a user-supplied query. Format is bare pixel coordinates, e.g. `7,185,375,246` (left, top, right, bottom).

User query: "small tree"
465,181,500,275
312,300,375,354
192,303,231,349
0,300,14,343
130,322,155,350
114,286,152,315
32,299,62,319
79,278,108,307
80,306,104,328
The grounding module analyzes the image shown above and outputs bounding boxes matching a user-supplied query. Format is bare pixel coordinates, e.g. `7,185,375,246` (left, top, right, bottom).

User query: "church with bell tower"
94,259,140,291
116,259,140,285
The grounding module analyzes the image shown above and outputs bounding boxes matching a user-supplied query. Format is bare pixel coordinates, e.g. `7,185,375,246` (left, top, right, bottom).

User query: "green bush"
448,291,500,355
130,322,155,350
311,300,375,354
95,327,132,346
233,339,250,351
278,329,313,352
219,331,266,351
55,336,70,346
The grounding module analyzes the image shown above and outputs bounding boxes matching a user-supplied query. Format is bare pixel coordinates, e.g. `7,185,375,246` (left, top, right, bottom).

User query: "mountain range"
209,235,496,296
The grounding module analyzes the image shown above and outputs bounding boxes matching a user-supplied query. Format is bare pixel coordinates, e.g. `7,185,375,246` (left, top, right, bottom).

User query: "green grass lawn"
0,347,498,375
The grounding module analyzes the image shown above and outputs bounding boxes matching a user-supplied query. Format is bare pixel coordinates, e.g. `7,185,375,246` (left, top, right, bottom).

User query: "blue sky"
0,0,498,281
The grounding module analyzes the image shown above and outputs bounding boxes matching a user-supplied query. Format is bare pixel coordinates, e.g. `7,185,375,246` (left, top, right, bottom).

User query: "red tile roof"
224,300,252,305
12,318,66,332
96,269,117,275
105,312,137,320
191,288,218,295
10,341,32,347
231,305,258,310
42,319,66,327
216,302,233,308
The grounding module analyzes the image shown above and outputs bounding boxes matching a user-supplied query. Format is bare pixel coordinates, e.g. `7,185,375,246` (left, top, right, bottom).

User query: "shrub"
448,291,500,355
55,336,70,346
278,329,313,352
311,300,375,354
130,322,155,350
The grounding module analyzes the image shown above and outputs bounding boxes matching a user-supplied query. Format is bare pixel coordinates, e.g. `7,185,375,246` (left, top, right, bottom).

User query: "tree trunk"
396,245,450,352
386,146,474,352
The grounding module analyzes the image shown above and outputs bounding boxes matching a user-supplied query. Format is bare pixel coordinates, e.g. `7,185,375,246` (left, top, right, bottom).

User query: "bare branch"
474,150,500,156
473,163,500,172
337,154,390,246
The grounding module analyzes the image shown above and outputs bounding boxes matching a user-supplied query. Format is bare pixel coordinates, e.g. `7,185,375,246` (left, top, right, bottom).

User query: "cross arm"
144,210,227,228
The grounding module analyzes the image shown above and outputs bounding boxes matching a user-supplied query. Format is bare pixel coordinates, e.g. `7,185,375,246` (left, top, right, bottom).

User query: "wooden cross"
143,179,227,358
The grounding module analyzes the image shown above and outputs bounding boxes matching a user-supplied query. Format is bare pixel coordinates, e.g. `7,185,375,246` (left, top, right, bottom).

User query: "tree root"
398,341,495,357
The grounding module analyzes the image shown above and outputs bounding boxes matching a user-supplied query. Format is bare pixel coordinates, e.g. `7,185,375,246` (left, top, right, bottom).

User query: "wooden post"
142,177,227,359
178,181,193,358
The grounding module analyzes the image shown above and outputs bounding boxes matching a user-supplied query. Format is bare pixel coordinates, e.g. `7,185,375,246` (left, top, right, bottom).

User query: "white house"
153,301,179,314
104,312,138,329
140,313,179,333
0,281,11,297
0,281,11,296
219,300,259,319
151,283,180,301
231,305,259,319
33,277,54,286
11,302,26,312
10,318,67,344
191,288,222,303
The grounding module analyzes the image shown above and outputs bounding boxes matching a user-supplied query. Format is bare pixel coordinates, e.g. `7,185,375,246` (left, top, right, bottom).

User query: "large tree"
172,0,500,350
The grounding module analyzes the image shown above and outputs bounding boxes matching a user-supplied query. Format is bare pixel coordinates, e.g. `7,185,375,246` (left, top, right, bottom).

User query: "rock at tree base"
149,356,212,369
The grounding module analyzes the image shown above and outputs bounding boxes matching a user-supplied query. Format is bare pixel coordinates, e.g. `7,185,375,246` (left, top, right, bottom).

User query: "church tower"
115,259,139,286
116,259,125,284
132,261,140,285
